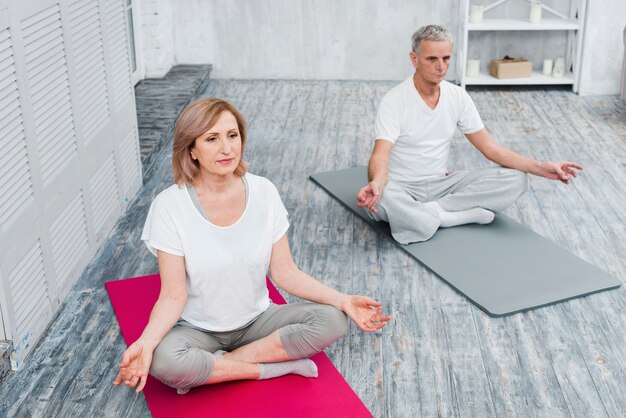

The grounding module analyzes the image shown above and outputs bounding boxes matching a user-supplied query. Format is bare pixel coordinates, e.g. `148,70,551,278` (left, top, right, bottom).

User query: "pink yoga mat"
106,274,372,418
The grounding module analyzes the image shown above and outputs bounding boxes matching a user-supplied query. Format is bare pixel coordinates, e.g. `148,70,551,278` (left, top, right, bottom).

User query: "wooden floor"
1,80,624,417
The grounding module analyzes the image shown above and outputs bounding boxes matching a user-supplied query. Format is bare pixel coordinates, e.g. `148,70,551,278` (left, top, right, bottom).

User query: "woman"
113,98,391,395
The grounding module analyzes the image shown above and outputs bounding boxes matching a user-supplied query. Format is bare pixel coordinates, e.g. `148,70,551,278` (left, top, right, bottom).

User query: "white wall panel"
171,0,441,80
0,270,8,341
117,127,141,207
0,28,34,230
48,192,89,290
68,0,109,138
0,0,141,368
578,0,625,95
89,152,120,243
21,4,77,185
137,0,174,77
103,0,132,109
7,239,54,369
154,0,622,93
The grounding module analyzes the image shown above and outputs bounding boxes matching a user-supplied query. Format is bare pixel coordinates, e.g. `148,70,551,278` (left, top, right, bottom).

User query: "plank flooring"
0,80,624,417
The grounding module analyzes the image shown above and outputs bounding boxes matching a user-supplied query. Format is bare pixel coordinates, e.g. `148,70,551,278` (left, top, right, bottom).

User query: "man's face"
410,40,452,85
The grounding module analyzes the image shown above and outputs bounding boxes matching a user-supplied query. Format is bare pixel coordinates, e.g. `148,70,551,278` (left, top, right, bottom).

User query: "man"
357,25,582,244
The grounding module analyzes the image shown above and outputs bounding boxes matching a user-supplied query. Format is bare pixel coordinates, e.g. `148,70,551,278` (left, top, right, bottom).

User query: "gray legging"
370,167,529,244
150,302,349,391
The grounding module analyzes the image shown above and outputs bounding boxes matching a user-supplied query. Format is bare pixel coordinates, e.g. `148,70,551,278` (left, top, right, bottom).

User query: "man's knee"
494,168,528,195
370,193,393,222
510,169,529,195
371,181,406,222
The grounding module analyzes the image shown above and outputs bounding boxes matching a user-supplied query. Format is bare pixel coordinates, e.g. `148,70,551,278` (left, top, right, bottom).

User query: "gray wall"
171,0,461,81
139,0,625,94
579,0,626,95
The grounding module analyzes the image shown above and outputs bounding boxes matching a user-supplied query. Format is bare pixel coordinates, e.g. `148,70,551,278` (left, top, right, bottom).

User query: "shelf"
463,71,575,85
468,18,580,31
460,0,585,91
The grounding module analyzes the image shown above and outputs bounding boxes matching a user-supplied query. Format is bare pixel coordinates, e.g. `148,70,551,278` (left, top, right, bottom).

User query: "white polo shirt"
375,78,484,182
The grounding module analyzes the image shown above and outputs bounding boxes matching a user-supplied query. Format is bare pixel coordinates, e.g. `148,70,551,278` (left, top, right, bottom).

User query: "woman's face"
191,111,242,178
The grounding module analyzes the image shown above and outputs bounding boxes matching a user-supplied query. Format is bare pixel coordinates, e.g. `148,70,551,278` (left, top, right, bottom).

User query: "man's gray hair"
411,25,453,53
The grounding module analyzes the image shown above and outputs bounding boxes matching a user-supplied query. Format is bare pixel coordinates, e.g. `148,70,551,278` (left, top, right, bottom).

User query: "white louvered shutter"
0,20,47,346
0,0,142,368
88,153,121,243
0,26,34,231
103,0,132,109
6,240,54,368
119,125,141,180
68,0,110,140
48,192,90,294
22,4,78,185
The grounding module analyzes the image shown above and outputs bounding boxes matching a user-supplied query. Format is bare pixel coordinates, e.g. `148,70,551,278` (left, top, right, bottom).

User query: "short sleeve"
269,183,290,243
374,93,401,143
141,195,184,257
457,89,484,134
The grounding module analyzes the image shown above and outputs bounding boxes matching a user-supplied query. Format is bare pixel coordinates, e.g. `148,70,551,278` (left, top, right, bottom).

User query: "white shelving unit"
460,0,587,92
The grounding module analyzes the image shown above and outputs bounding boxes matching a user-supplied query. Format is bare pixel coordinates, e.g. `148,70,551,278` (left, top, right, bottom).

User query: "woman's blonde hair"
172,98,248,184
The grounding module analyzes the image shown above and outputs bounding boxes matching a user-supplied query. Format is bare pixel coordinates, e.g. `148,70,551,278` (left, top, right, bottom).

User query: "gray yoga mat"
310,166,621,316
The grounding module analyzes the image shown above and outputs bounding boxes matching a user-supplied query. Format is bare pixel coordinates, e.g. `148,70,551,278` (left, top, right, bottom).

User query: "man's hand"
357,181,383,212
535,161,583,184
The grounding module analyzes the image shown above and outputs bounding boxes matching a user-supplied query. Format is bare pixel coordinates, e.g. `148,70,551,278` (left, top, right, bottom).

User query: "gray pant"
150,302,349,391
370,167,528,244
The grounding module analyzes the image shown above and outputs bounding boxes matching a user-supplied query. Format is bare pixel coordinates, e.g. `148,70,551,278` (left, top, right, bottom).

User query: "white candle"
542,59,553,75
466,59,480,77
529,2,542,23
469,5,484,24
552,57,565,78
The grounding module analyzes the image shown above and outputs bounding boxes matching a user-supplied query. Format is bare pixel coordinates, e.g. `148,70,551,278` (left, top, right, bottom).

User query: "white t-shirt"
375,78,484,182
141,173,289,332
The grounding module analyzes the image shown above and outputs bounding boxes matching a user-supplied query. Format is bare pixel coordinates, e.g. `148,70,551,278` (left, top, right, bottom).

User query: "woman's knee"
326,305,350,340
280,304,349,358
150,339,215,389
149,346,169,383
306,304,349,347
149,339,184,382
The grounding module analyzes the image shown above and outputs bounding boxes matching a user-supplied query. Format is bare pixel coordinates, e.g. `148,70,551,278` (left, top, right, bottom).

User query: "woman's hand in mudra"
342,295,391,332
113,339,153,393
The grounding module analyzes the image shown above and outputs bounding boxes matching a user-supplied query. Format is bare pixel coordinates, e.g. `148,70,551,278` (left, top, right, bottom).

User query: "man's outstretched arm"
357,140,393,211
465,129,582,184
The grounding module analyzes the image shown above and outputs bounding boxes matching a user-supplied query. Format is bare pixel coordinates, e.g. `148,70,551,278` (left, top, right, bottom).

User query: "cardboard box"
489,56,532,79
